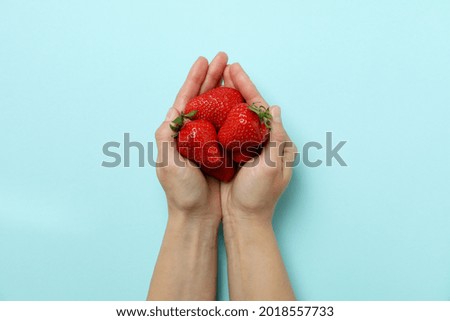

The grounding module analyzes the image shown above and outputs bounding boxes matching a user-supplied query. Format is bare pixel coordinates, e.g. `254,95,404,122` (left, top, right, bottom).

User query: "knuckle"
154,126,165,141
156,164,170,180
263,160,280,175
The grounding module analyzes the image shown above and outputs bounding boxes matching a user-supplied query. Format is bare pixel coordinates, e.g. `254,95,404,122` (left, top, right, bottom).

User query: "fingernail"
197,56,207,63
271,106,282,123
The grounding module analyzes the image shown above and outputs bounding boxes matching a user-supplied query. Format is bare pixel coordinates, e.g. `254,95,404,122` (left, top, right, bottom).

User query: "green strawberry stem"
170,110,198,137
248,103,272,129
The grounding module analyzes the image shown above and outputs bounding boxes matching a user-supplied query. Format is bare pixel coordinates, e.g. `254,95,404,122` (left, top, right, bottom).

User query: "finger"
155,107,180,163
270,106,290,143
229,63,268,107
282,138,298,182
200,52,228,93
173,56,209,112
271,106,297,180
266,106,293,170
223,64,235,88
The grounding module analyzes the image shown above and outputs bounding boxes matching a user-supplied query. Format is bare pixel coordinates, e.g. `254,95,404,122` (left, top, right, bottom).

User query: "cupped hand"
155,52,228,223
221,63,297,223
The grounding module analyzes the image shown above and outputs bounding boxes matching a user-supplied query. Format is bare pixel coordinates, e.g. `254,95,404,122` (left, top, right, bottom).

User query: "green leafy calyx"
169,110,198,137
248,103,272,129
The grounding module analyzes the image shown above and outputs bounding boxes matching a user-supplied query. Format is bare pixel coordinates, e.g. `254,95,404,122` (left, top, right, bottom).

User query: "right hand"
220,63,297,223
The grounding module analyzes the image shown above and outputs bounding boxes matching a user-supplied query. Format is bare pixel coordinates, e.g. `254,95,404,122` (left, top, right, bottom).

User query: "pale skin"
147,52,297,301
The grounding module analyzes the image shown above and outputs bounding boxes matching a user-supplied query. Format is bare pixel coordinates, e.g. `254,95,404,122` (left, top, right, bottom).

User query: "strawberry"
232,144,263,163
201,151,235,182
175,119,222,168
170,112,235,181
184,87,244,129
218,103,272,163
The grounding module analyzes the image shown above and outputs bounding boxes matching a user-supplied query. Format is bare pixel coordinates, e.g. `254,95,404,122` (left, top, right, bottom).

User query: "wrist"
222,208,275,250
222,211,277,282
168,204,221,228
222,204,274,227
222,213,274,235
165,211,219,249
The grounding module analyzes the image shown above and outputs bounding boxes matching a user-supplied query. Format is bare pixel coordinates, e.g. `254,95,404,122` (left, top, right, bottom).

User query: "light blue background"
1,0,449,300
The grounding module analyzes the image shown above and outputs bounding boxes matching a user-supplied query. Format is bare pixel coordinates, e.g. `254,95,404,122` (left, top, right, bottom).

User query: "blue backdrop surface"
1,0,449,300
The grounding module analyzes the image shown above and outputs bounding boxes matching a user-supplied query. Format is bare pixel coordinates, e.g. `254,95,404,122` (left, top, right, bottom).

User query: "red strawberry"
218,103,272,163
201,151,235,182
232,144,262,163
176,119,222,168
170,112,235,181
184,87,244,129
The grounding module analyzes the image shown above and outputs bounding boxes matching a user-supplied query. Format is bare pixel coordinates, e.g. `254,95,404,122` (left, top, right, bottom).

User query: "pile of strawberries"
170,87,272,182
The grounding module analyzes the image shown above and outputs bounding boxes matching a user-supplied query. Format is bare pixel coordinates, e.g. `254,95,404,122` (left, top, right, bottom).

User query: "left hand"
154,52,229,224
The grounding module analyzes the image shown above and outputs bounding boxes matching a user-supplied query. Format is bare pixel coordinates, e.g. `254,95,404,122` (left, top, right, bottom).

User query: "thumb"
267,106,296,170
269,106,288,142
155,107,180,163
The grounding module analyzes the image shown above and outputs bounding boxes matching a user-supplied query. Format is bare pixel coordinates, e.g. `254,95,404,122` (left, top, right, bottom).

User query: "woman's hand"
221,63,297,224
154,53,229,224
149,56,297,301
148,53,229,300
220,63,297,300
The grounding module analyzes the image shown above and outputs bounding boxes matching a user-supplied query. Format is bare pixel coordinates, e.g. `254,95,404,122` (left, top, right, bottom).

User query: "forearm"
147,210,219,300
223,212,295,301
